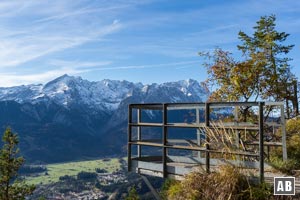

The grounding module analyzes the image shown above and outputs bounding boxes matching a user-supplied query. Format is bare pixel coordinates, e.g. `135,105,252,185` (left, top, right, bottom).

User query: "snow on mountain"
0,75,210,162
0,74,209,112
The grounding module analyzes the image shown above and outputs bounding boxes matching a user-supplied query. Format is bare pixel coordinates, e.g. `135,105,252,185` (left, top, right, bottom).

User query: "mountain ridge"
0,74,209,163
0,74,209,112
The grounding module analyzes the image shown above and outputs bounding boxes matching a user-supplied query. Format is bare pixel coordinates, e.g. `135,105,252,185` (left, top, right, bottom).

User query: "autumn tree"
0,127,35,200
201,15,296,118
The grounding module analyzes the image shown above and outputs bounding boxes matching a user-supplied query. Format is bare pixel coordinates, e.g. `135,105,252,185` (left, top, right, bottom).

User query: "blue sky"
0,0,299,87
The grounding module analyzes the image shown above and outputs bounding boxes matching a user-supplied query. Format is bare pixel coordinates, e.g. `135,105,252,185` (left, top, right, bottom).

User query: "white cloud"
95,60,200,71
49,59,112,69
0,1,124,68
0,60,200,86
0,21,121,67
0,67,88,87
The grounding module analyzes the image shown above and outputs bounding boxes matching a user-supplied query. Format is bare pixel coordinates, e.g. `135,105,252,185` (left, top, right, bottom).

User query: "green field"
25,158,121,185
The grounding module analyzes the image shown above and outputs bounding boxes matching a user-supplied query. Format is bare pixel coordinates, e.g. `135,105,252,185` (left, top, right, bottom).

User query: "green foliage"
246,182,272,200
238,15,294,101
270,157,299,175
201,15,295,105
160,178,179,200
287,133,300,159
270,117,300,173
25,158,121,185
126,186,140,200
286,117,300,133
0,127,35,200
95,168,108,173
77,171,98,182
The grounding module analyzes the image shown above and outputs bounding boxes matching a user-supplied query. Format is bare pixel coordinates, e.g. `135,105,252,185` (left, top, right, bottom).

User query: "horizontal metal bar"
167,103,205,109
245,141,282,146
130,101,284,108
130,104,163,110
130,122,260,130
130,141,163,147
130,141,259,156
264,101,284,106
129,122,163,127
209,149,259,157
208,102,260,107
167,106,205,110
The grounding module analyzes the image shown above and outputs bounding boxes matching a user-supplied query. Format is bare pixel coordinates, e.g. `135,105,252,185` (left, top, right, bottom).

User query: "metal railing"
128,102,286,183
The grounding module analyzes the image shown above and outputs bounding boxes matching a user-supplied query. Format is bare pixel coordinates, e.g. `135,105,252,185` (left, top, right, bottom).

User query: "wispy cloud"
0,67,88,87
0,0,298,86
94,60,200,71
0,60,200,86
34,5,129,24
0,22,121,67
0,1,124,68
49,59,112,69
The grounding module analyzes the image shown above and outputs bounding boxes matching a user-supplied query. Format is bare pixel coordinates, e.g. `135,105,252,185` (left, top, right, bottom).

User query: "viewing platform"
127,102,287,183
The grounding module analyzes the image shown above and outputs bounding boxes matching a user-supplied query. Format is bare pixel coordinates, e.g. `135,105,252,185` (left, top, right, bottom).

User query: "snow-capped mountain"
0,75,209,163
0,74,208,113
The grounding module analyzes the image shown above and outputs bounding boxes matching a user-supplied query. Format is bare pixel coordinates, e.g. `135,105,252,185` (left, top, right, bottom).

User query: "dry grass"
167,165,255,200
202,122,256,162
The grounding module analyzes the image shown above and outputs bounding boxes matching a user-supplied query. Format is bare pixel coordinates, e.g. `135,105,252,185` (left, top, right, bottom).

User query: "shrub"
270,117,300,172
166,165,246,200
95,168,108,173
164,165,273,200
160,179,179,200
269,157,299,175
77,171,98,182
126,186,140,200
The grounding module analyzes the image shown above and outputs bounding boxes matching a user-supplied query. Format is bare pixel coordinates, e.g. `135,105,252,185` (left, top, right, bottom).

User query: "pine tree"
0,127,35,200
238,14,295,102
200,15,296,118
126,186,140,200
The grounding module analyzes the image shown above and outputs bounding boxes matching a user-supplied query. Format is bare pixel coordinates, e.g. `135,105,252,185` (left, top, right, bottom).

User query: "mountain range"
0,74,209,163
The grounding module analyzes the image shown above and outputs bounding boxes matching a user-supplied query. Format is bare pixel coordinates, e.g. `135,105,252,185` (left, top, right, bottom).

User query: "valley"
24,157,163,200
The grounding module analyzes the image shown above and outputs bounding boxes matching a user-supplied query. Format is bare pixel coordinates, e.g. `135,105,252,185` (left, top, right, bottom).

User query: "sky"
0,0,299,87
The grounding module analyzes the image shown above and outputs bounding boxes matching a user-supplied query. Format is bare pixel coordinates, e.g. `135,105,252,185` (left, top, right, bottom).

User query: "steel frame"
128,102,287,183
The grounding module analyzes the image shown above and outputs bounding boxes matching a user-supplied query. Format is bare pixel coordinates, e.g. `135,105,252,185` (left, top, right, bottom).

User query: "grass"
25,158,121,185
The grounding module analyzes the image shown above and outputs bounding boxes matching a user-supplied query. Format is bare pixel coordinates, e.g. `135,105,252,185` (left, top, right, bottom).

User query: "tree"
238,15,295,102
200,49,260,102
201,15,296,118
125,186,140,200
0,127,35,200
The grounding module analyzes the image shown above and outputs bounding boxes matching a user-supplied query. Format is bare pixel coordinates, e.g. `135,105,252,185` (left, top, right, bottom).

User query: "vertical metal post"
162,104,168,178
196,108,201,159
137,108,142,158
281,104,287,160
294,80,299,116
234,106,240,148
258,102,264,183
205,102,210,173
128,105,132,172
